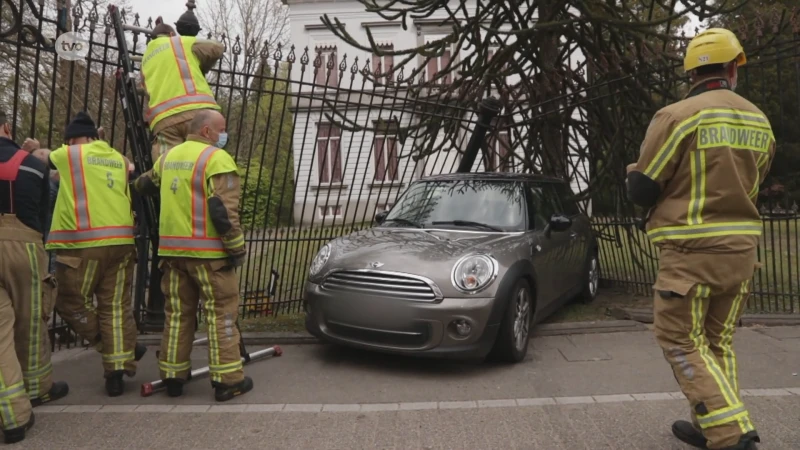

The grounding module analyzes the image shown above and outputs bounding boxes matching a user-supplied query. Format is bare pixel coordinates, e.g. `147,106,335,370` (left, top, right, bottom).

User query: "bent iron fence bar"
1,1,798,349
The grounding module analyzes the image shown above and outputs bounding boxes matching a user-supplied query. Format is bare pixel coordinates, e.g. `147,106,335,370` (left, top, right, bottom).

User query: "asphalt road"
19,326,800,449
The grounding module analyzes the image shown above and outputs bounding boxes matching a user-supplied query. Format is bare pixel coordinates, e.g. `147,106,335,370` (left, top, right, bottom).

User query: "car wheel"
578,251,599,304
490,278,533,363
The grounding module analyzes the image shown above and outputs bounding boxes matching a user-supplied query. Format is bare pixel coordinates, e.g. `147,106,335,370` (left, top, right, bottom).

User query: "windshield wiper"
383,218,425,228
431,220,504,232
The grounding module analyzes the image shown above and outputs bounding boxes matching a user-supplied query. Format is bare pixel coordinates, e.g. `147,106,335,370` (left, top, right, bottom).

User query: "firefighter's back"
645,88,775,253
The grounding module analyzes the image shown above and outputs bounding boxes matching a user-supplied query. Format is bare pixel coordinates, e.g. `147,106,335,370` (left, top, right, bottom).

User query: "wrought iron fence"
1,1,799,350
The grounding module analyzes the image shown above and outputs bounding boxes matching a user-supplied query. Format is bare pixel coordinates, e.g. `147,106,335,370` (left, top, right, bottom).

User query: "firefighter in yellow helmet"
47,112,147,397
133,109,251,401
627,29,775,450
140,21,224,163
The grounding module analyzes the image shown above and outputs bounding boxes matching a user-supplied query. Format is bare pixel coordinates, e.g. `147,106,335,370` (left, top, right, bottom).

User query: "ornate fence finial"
176,0,201,37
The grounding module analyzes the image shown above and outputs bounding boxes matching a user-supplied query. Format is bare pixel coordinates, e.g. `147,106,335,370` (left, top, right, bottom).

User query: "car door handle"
569,231,578,239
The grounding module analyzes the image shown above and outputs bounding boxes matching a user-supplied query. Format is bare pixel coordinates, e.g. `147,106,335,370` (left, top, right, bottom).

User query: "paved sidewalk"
22,326,800,449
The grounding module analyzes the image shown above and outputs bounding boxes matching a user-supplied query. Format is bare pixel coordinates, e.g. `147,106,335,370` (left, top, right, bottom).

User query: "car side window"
553,183,580,217
526,183,559,230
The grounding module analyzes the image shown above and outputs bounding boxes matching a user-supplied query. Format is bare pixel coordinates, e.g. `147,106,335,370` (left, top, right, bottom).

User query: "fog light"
453,319,472,337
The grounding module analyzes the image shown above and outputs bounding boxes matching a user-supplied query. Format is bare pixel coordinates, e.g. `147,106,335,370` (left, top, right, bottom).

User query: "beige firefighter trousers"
0,215,56,431
54,245,138,377
158,257,244,386
653,247,759,449
151,119,190,164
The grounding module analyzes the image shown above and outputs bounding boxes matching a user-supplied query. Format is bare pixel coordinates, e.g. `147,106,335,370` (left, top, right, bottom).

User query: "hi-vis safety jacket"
628,78,776,253
141,35,221,131
134,137,245,259
46,141,134,250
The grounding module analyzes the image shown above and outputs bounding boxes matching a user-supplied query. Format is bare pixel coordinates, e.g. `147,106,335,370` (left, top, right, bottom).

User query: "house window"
425,41,452,84
371,44,394,85
315,46,338,87
484,121,511,172
318,205,342,218
373,120,399,182
316,123,343,183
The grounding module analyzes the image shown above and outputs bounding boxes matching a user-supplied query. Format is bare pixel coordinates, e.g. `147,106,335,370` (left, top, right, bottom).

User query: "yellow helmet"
683,28,747,72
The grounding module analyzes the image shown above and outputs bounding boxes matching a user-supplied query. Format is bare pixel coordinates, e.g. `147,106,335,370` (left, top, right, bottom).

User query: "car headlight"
451,254,498,294
309,244,331,277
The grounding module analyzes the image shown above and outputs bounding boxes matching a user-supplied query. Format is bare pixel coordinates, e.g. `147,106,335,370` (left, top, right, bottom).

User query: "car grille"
321,270,440,302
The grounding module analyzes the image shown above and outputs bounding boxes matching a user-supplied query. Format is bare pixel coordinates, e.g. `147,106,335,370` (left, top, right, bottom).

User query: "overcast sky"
126,0,191,25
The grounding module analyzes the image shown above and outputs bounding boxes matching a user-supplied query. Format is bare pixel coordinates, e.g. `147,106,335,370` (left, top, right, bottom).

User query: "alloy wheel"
512,287,531,351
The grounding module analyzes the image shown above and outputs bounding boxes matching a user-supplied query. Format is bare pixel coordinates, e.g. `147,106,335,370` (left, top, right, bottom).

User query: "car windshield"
382,179,527,232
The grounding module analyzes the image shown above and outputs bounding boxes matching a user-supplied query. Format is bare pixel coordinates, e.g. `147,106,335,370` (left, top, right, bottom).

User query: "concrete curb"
132,320,650,346
31,387,800,415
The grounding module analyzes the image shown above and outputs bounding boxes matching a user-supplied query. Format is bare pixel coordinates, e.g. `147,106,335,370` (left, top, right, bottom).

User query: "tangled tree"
318,0,797,213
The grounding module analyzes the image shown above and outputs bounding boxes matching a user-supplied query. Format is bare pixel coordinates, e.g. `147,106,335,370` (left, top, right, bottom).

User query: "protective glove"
228,254,245,268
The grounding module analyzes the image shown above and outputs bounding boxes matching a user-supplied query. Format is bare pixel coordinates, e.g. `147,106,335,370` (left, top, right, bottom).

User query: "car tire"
578,251,600,304
489,278,534,363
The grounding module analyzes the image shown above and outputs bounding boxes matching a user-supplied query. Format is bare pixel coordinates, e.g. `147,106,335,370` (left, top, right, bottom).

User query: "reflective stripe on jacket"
141,36,220,130
154,140,238,258
632,82,776,252
47,142,135,250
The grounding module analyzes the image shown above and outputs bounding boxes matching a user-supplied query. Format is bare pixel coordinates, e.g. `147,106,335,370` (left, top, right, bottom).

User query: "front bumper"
303,281,501,359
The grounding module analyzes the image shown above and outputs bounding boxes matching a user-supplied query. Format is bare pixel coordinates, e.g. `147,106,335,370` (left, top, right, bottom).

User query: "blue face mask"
215,132,228,149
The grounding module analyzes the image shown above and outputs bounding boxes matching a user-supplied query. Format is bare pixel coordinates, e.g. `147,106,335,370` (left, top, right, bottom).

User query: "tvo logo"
55,32,89,61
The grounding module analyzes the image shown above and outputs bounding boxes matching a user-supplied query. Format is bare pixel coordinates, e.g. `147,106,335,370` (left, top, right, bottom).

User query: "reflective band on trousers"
0,382,26,400
647,221,762,243
68,145,91,229
192,146,218,237
696,403,749,429
48,226,135,242
144,36,217,123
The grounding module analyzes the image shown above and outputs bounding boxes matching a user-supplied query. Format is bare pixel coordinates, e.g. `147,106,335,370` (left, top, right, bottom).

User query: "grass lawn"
543,290,654,323
592,216,800,314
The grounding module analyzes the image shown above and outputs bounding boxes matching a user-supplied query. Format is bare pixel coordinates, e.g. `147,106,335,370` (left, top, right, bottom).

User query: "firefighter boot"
164,379,184,398
106,371,126,397
214,376,253,402
30,381,69,407
722,433,760,450
672,420,707,449
3,413,34,444
135,342,148,361
673,421,760,450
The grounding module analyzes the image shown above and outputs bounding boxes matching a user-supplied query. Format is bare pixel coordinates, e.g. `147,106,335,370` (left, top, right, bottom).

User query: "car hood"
327,227,521,271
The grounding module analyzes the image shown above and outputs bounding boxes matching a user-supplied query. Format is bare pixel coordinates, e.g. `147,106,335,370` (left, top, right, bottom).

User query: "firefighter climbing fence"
1,1,799,350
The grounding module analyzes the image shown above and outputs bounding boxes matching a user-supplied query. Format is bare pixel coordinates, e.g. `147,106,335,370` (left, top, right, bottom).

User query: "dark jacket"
0,136,49,234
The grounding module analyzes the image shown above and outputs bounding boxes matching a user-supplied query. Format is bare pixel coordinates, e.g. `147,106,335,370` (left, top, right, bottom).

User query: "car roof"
417,172,566,184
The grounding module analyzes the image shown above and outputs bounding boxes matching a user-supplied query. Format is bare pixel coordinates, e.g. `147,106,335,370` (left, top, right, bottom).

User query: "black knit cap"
64,111,99,140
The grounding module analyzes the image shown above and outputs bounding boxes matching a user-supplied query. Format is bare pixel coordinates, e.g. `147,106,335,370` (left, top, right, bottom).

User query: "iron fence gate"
1,1,799,349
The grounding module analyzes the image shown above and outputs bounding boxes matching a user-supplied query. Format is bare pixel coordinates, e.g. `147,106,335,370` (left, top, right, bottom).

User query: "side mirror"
375,210,389,225
544,214,572,238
